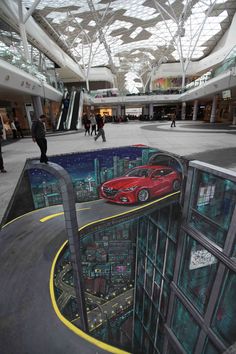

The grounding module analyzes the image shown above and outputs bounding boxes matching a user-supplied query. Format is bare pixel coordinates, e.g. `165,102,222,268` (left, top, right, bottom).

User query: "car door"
150,169,168,196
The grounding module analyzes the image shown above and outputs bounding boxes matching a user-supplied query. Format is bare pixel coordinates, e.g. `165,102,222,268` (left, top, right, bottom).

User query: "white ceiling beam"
153,0,176,22
23,0,41,24
86,0,116,73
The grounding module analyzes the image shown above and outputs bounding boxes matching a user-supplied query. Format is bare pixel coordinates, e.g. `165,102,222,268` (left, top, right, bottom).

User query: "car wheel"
137,189,150,202
173,179,181,191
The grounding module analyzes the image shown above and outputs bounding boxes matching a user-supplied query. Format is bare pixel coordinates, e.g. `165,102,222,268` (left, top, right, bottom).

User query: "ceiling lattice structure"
22,0,236,92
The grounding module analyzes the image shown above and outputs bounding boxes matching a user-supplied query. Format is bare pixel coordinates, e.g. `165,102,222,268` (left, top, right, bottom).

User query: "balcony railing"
185,56,236,91
0,46,63,92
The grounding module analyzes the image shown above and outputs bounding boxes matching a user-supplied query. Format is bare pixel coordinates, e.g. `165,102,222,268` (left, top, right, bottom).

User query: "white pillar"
49,101,56,130
112,107,117,117
210,96,217,123
232,107,236,125
181,102,186,120
117,105,121,117
32,96,43,119
228,103,233,123
121,105,125,116
149,103,153,118
143,105,149,116
193,100,198,121
18,0,30,61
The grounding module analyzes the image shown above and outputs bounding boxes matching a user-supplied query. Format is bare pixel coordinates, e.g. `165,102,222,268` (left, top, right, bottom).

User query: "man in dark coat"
14,117,24,138
94,115,106,142
0,120,7,173
31,114,48,163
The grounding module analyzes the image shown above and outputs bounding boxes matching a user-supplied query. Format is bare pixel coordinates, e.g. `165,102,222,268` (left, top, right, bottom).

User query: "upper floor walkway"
88,67,236,107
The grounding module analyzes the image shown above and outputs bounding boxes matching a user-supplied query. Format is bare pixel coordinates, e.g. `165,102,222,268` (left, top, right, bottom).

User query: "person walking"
31,114,48,163
89,113,97,136
10,119,17,139
0,120,7,173
83,115,91,136
14,117,24,138
170,113,176,127
94,114,106,142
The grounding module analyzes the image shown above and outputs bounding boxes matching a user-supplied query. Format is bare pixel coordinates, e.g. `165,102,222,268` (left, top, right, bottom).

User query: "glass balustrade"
185,45,236,91
0,21,63,92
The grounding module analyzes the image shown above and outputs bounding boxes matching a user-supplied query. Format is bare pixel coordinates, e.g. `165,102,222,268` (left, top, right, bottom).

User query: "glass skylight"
21,0,236,92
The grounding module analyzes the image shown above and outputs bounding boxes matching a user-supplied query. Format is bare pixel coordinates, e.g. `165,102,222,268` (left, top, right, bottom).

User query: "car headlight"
122,186,138,192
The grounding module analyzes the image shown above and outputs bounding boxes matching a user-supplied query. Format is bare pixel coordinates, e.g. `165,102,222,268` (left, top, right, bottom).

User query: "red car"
100,165,181,205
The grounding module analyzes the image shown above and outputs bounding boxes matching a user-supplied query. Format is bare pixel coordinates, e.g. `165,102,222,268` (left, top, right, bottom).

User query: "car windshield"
126,168,150,177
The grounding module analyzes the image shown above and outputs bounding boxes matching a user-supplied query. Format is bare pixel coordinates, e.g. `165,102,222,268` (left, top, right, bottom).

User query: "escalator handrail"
65,90,76,130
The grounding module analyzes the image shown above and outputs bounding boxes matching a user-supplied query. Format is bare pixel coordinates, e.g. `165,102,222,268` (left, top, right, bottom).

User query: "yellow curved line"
40,212,64,222
1,206,55,228
50,241,130,354
50,191,180,353
40,208,91,223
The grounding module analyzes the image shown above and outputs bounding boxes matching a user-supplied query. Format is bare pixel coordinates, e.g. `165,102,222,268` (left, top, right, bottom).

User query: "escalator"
68,90,80,130
56,91,70,131
57,89,83,131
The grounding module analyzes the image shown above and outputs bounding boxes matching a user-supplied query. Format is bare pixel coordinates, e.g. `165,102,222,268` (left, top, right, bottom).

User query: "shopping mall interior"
0,1,236,354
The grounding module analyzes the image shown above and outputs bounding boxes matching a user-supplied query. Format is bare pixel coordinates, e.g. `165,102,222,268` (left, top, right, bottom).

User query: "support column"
49,101,56,131
149,103,153,119
228,103,233,124
181,102,186,120
112,107,116,117
193,100,198,121
18,0,30,61
142,105,149,117
31,96,43,119
117,105,122,118
232,107,236,125
210,95,217,123
121,105,125,116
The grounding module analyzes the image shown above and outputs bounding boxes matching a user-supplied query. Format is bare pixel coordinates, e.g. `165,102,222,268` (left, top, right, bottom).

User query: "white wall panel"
0,59,62,101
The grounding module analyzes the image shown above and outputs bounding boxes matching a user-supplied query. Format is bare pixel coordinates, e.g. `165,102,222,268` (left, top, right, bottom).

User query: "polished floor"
1,120,236,224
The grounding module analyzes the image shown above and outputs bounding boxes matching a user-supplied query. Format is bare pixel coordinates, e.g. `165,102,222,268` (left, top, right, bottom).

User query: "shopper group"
8,116,24,139
82,113,106,142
